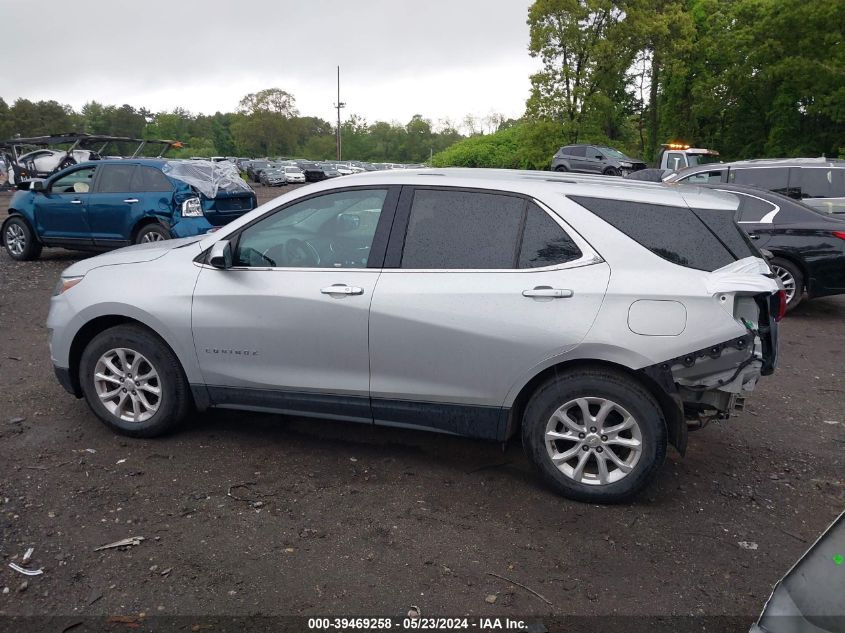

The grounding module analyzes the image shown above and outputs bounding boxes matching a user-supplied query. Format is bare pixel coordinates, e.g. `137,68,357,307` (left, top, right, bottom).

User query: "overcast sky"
2,0,538,128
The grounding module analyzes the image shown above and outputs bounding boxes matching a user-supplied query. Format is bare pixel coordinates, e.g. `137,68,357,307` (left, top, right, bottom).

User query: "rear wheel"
135,223,169,244
521,368,667,503
769,257,804,310
554,165,569,172
79,325,191,437
2,215,42,261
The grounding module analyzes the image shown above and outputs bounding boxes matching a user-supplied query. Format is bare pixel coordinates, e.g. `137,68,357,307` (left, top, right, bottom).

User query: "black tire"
79,325,191,437
521,368,667,503
554,165,569,172
603,167,622,177
2,215,42,261
769,257,804,310
134,223,170,245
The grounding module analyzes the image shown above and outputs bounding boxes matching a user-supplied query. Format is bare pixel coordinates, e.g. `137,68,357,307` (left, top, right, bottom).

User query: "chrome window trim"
716,189,781,224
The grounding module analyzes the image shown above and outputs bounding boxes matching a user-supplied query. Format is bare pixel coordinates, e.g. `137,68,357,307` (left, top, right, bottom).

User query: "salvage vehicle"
246,160,271,183
551,144,647,176
665,157,845,216
0,133,183,187
2,159,257,261
282,166,305,184
260,168,287,187
698,183,845,310
46,169,781,503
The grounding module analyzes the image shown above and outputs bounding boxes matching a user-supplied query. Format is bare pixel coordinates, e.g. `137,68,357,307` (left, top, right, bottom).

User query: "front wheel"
135,224,170,244
521,368,667,503
603,167,622,177
79,325,191,437
2,216,42,261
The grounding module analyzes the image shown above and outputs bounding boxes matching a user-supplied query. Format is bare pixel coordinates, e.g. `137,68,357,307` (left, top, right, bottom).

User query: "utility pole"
334,66,346,161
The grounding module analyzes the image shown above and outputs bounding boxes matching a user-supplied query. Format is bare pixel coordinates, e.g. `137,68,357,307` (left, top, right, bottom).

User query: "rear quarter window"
569,196,737,271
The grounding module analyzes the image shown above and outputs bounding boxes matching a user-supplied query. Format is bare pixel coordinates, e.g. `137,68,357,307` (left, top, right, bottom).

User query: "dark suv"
2,159,257,261
551,145,646,176
666,158,845,215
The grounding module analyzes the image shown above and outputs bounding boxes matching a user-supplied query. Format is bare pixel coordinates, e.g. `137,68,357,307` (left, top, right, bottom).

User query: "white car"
17,149,96,174
283,166,305,183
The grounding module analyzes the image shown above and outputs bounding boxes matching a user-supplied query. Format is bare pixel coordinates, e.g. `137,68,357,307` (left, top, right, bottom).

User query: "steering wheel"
282,238,320,267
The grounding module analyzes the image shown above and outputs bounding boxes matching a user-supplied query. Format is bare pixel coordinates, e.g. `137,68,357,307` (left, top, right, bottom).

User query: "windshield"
597,146,628,159
285,167,302,173
688,154,721,167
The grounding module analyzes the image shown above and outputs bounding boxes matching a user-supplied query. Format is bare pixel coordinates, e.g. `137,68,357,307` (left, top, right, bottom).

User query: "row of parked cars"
242,158,424,186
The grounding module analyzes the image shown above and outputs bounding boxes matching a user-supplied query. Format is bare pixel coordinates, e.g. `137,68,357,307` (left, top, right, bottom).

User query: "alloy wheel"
93,348,161,423
5,224,26,256
545,397,643,486
141,231,165,243
771,264,796,304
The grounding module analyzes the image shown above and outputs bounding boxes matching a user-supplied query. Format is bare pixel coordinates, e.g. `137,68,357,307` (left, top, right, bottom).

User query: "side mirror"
595,155,605,161
209,240,233,269
31,180,45,192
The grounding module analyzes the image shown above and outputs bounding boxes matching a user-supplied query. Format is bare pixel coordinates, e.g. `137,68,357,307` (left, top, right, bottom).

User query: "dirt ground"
0,186,843,631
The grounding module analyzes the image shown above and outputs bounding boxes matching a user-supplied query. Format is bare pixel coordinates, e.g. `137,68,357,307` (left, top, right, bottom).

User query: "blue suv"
2,159,257,261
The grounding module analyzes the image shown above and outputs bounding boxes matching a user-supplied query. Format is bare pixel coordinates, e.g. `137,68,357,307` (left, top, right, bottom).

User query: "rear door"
567,145,588,172
35,165,97,245
87,163,138,247
368,187,610,439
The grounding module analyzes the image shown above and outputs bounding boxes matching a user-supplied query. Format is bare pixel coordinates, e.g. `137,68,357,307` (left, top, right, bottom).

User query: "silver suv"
47,169,782,503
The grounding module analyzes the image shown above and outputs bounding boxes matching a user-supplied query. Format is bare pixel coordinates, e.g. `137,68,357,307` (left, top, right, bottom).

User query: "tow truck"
657,142,721,172
0,133,184,188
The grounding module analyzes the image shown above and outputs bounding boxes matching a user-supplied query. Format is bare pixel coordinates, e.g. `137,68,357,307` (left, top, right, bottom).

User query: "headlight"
619,162,632,168
53,276,84,296
181,197,203,217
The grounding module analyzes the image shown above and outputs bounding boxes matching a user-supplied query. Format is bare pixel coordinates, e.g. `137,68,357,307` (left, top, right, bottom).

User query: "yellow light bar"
666,142,690,150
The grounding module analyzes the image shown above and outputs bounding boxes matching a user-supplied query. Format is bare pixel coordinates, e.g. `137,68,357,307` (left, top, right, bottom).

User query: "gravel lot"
0,185,843,630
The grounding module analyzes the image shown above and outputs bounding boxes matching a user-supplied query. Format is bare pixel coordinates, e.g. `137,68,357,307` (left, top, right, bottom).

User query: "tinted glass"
569,196,735,271
51,167,96,193
732,193,779,223
96,164,136,193
567,146,586,158
235,189,387,268
730,168,791,196
692,208,760,259
519,202,582,268
131,166,174,192
401,190,524,269
798,168,845,199
681,169,724,184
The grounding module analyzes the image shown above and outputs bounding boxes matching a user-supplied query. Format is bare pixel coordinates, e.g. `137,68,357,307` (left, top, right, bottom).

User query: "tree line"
0,88,467,163
434,0,845,170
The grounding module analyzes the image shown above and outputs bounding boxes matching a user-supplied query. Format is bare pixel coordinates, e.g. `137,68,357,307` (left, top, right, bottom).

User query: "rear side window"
401,190,524,269
693,209,761,260
568,146,586,158
519,202,582,268
569,196,736,271
731,192,779,223
729,168,791,196
96,164,136,193
664,152,686,171
797,168,845,199
131,166,174,192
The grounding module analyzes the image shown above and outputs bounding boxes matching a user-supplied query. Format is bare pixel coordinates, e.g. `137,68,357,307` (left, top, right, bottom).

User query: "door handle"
522,286,574,298
70,199,82,204
748,233,759,240
123,198,140,203
321,284,364,296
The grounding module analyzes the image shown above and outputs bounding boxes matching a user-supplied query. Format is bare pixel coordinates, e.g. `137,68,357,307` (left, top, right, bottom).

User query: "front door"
35,165,97,244
191,187,398,422
368,188,610,439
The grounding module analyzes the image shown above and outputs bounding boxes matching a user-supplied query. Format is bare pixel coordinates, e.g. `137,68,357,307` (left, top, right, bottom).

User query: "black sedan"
702,183,845,310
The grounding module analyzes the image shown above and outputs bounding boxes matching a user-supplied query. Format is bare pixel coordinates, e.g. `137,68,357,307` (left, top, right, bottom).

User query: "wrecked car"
2,158,257,260
46,169,782,503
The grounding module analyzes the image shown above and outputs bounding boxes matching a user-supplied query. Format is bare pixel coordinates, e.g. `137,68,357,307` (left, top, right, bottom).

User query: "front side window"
681,169,724,184
51,166,97,194
96,164,136,193
234,189,388,268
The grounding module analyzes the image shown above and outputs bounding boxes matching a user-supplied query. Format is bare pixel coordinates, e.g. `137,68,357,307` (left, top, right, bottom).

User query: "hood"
61,236,203,277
